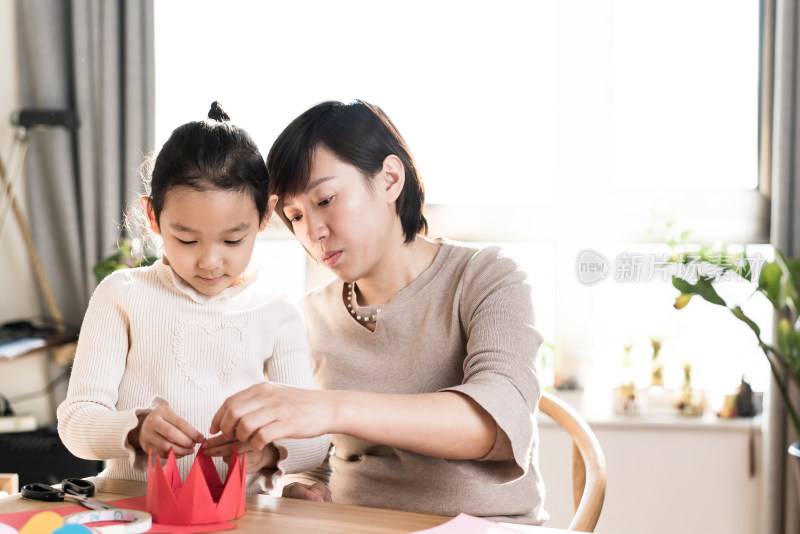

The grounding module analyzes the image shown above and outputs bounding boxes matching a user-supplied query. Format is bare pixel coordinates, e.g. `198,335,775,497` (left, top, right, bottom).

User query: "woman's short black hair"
266,99,427,243
146,101,270,225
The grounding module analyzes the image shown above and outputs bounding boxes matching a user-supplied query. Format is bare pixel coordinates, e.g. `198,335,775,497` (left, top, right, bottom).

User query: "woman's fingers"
282,482,331,502
211,382,332,450
211,382,281,439
233,410,280,449
202,438,279,471
201,437,252,457
210,385,263,437
202,436,238,455
309,482,332,502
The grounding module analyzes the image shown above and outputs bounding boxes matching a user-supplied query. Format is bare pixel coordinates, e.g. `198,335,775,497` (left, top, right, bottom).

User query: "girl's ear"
381,155,405,204
140,196,161,235
259,195,279,232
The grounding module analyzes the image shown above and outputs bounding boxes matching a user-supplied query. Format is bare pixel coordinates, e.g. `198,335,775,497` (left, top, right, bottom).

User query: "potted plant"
670,247,800,492
93,238,157,283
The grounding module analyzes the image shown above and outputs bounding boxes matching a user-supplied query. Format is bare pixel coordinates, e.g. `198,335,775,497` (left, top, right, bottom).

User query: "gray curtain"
764,1,800,533
15,0,154,324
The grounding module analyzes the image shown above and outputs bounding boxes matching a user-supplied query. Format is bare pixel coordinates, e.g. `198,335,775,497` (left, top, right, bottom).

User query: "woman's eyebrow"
305,176,335,192
282,176,336,212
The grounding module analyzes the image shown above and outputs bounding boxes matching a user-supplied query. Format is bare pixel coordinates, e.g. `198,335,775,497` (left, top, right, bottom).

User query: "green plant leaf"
671,246,800,439
758,262,783,310
774,250,800,317
736,255,754,282
92,263,128,283
93,238,158,283
671,276,727,307
780,318,800,373
673,293,692,309
731,306,761,338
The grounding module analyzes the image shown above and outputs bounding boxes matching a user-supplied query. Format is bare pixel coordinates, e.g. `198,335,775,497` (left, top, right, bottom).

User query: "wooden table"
0,477,556,533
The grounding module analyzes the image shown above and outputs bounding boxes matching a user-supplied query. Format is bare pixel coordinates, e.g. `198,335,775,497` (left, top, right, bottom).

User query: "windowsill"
539,388,763,433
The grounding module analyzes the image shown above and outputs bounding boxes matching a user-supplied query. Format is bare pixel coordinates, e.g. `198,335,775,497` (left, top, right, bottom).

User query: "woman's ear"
259,195,279,231
140,196,160,235
381,155,405,204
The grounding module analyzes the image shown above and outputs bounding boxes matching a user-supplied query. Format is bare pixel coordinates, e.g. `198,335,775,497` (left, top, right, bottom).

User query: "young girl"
57,102,330,492
206,100,546,523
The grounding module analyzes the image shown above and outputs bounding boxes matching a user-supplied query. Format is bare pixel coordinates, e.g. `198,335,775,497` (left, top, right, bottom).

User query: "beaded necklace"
345,283,381,324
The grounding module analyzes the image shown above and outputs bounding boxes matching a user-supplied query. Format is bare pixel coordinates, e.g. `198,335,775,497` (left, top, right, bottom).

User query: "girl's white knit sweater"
57,260,330,491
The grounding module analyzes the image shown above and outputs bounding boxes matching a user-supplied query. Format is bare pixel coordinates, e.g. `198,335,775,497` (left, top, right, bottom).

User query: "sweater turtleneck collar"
155,258,260,304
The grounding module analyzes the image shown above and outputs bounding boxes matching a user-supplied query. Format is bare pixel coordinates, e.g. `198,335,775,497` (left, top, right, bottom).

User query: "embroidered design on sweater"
171,319,248,391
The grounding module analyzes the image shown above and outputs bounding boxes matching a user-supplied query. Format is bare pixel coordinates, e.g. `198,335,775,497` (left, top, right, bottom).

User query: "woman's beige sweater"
293,240,547,524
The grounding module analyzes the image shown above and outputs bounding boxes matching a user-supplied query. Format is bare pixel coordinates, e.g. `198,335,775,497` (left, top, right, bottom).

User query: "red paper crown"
146,447,247,526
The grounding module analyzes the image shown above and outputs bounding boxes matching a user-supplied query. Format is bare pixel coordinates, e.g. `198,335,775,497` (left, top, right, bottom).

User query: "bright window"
155,0,769,399
610,0,759,190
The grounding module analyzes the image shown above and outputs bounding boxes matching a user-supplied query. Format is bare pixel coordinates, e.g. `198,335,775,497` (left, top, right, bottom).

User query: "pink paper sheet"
411,513,570,534
411,514,523,533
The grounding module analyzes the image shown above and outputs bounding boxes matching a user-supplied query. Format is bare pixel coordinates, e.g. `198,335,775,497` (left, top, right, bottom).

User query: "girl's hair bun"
208,101,231,122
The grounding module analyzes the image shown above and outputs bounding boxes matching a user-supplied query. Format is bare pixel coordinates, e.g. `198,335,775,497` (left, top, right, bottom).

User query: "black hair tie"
208,101,231,122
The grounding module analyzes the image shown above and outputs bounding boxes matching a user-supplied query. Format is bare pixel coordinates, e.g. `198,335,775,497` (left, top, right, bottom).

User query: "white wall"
0,0,61,427
539,394,761,534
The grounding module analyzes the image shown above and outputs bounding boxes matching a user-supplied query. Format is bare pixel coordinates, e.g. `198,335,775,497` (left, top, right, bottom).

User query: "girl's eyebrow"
169,222,197,233
223,222,252,233
169,222,251,233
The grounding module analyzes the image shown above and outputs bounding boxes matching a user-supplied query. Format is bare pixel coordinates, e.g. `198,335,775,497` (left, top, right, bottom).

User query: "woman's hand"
212,384,495,461
282,482,332,503
210,382,333,450
202,436,279,472
128,405,204,458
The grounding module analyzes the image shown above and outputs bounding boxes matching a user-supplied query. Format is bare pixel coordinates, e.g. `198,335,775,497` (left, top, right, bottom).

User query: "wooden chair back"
539,391,607,532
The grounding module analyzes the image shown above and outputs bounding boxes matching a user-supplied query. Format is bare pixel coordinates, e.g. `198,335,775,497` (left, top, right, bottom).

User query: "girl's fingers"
159,407,204,443
142,433,194,458
158,426,195,449
170,443,197,458
141,410,203,454
170,418,204,445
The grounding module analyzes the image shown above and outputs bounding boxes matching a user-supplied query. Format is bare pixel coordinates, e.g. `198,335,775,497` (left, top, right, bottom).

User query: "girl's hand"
201,437,279,472
210,382,333,451
282,482,332,503
128,405,204,458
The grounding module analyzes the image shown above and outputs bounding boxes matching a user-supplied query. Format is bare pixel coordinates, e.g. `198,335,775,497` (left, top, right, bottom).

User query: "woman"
205,100,546,524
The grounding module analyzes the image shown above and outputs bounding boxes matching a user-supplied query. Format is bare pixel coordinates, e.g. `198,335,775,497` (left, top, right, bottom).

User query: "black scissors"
21,478,117,511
